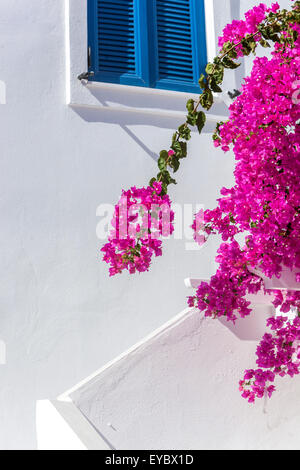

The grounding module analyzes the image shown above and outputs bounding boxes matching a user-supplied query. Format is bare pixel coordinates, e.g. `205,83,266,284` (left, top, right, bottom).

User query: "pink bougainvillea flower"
101,182,174,276
191,2,300,403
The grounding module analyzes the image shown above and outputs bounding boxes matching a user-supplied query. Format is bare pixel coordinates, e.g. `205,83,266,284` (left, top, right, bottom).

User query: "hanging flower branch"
102,1,300,404
102,182,174,276
240,306,300,403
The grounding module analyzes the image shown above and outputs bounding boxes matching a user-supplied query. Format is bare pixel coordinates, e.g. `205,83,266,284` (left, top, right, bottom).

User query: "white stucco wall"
0,0,292,449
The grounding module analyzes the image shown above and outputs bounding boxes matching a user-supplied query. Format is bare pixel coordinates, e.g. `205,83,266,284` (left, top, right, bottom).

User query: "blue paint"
88,0,207,94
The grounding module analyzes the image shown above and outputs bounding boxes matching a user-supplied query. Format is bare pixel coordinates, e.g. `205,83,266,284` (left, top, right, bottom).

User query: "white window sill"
71,80,228,122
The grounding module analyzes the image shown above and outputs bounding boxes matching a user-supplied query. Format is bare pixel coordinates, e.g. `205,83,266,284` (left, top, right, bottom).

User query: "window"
87,0,207,93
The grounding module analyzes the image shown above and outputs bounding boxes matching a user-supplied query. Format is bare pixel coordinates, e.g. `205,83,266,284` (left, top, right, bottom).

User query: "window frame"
87,0,209,94
65,0,224,118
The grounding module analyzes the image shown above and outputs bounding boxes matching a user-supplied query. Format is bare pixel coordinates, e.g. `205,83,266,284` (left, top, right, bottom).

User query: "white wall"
0,0,292,449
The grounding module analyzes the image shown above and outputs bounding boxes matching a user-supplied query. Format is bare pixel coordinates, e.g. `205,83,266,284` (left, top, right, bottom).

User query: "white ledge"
84,80,223,102
185,277,276,341
69,101,227,123
70,80,229,123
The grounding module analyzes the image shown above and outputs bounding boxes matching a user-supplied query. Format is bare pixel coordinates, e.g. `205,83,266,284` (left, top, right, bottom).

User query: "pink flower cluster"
212,35,300,279
188,241,263,322
240,312,300,403
218,2,280,53
101,182,174,276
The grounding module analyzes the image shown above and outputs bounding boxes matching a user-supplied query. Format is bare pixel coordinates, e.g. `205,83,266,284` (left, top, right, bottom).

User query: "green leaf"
178,124,191,141
179,141,187,157
259,39,271,48
158,150,168,171
196,112,206,134
228,49,238,59
241,38,252,56
172,140,187,158
161,183,168,196
213,64,224,84
205,63,214,75
222,41,232,52
222,56,241,69
159,150,169,160
186,112,198,126
209,77,222,93
198,74,206,89
149,177,156,187
172,157,180,173
160,170,169,182
158,156,167,171
186,99,195,113
171,132,178,145
222,42,238,59
200,89,214,111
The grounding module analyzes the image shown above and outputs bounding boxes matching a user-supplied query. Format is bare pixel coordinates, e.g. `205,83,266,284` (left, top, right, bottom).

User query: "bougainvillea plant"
102,1,300,403
102,182,174,276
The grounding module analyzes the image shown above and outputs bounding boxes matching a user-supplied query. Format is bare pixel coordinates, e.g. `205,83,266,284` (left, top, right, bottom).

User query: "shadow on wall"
71,84,228,163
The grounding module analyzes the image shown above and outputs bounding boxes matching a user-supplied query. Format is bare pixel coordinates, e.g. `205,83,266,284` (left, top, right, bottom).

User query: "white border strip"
36,400,110,450
204,0,217,62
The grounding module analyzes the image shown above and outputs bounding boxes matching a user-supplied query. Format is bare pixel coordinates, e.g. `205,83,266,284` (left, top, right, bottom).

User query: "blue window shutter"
88,0,207,93
88,0,150,86
152,0,207,93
